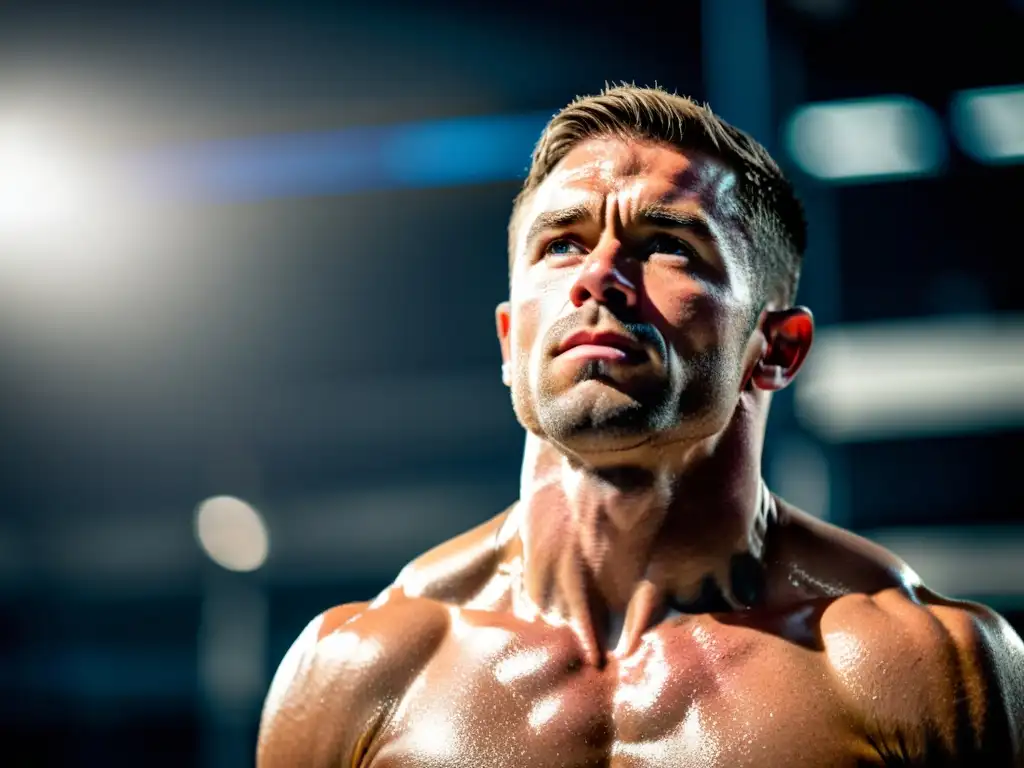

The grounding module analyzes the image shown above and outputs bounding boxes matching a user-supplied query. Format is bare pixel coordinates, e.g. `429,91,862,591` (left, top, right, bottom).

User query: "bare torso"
258,500,1024,767
370,598,854,767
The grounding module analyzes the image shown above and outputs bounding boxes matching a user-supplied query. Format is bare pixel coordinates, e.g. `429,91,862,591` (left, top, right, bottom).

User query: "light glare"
784,96,945,182
950,84,1024,163
795,315,1024,442
195,496,269,572
0,126,90,242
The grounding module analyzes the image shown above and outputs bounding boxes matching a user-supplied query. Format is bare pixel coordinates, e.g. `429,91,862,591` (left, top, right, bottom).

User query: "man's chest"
368,617,868,768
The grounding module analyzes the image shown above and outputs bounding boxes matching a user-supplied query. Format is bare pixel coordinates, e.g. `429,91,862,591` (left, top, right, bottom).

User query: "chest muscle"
370,619,863,768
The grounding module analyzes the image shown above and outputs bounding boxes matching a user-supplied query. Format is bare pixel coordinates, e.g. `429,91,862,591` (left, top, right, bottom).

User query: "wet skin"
258,501,1024,767
258,139,1024,767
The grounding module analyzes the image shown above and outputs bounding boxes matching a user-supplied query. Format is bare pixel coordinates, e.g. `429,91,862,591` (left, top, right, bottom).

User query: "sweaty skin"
258,138,1024,767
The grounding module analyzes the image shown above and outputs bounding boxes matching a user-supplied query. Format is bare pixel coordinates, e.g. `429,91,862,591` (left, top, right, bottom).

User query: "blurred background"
1,0,1022,764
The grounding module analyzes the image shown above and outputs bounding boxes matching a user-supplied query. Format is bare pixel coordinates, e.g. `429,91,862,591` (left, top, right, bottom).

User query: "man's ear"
496,301,512,387
749,306,814,392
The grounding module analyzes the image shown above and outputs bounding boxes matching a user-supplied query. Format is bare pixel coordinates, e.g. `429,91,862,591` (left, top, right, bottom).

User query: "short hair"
508,85,807,306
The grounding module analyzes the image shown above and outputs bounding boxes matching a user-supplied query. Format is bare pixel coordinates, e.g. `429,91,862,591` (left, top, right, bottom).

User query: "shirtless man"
257,86,1024,767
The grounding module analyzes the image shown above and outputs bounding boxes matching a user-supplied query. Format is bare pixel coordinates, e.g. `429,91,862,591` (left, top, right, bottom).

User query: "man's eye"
647,234,695,258
544,239,585,258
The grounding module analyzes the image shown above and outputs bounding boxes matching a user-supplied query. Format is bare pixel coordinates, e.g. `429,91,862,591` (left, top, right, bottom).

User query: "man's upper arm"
256,597,450,768
823,588,1024,766
257,604,367,768
929,596,1024,766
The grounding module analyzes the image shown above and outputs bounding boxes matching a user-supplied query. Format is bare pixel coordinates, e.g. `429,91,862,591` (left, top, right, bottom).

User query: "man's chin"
550,429,657,459
536,389,662,451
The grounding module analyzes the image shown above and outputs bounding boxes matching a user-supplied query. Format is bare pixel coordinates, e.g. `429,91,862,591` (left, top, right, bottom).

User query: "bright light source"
195,496,269,572
0,125,91,243
0,115,197,346
784,96,945,182
950,84,1024,164
795,315,1024,442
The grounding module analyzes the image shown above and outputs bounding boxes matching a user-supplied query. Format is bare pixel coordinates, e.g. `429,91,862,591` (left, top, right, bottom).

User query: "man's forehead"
527,137,739,220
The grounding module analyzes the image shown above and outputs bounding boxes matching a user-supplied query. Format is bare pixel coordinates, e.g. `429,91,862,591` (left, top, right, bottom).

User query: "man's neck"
510,421,770,665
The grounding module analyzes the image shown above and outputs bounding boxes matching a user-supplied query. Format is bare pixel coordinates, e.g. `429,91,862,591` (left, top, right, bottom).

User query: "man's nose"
568,240,639,310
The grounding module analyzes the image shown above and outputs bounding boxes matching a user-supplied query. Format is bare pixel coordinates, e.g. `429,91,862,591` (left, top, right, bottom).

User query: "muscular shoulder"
257,592,451,768
768,498,922,598
820,587,1024,765
394,507,513,603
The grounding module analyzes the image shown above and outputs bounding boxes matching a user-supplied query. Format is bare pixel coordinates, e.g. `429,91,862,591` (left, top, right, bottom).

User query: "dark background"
0,1,1021,765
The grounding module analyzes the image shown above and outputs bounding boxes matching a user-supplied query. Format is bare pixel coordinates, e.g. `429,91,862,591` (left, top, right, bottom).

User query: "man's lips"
556,330,645,362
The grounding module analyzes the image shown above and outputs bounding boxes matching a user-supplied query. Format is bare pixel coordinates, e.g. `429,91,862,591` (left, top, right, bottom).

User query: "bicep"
257,605,369,768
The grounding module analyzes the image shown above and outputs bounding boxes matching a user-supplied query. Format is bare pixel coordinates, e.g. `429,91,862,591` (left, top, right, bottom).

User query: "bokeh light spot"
195,496,269,572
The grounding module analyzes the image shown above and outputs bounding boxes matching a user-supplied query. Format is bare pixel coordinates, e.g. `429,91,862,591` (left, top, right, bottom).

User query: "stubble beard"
530,348,735,451
533,359,675,449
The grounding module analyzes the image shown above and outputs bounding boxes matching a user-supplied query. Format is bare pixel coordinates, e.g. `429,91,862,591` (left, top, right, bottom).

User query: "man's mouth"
556,330,646,363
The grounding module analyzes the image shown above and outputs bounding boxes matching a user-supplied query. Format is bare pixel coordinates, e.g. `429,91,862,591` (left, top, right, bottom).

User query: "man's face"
497,137,763,454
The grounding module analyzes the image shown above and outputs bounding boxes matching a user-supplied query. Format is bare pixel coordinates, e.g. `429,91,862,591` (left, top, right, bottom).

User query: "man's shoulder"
394,506,514,603
819,586,1024,765
771,501,1023,762
257,592,452,768
769,498,921,597
265,591,453,705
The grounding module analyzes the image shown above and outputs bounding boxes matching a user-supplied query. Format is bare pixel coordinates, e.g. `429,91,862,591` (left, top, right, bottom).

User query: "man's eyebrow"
523,204,594,248
523,203,717,249
635,204,716,244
